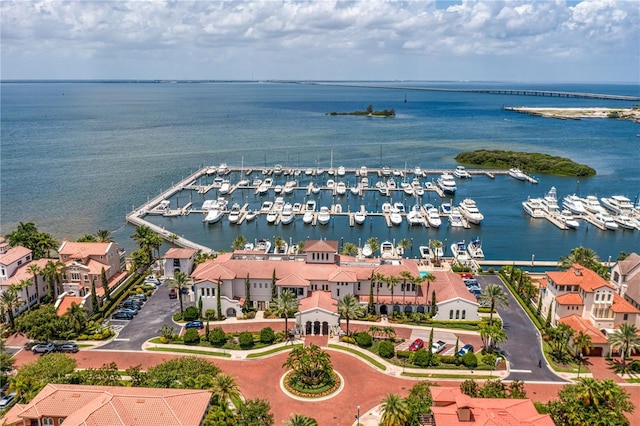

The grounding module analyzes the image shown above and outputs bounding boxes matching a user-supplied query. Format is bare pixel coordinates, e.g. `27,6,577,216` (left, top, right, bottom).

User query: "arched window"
461,310,466,319
455,310,460,319
43,419,54,426
449,310,454,319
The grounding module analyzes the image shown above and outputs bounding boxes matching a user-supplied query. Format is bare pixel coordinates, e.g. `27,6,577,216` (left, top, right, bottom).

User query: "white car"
0,392,16,409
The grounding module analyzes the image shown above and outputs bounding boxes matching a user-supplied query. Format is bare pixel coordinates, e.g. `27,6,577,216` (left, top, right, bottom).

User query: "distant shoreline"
504,107,640,123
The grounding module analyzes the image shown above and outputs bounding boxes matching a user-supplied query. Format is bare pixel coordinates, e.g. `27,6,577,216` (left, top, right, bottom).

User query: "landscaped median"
143,337,303,360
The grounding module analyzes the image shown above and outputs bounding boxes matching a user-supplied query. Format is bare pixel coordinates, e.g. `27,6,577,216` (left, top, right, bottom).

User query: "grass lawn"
328,344,387,371
146,346,232,357
402,372,495,379
246,344,302,358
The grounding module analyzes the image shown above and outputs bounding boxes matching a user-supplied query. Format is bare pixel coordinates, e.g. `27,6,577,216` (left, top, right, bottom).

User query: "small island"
455,149,597,177
327,104,396,117
504,106,640,123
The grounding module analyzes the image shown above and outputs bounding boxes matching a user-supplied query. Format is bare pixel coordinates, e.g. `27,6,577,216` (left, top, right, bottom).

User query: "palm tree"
63,302,88,334
366,237,380,257
430,240,443,264
148,232,163,260
374,272,385,304
341,242,358,256
478,283,509,326
417,272,434,305
607,323,640,373
231,234,247,251
18,278,33,311
211,373,241,406
270,289,299,338
397,238,411,258
169,271,191,315
380,393,410,426
573,330,593,358
43,260,65,300
296,240,305,254
35,232,58,260
131,225,154,257
0,284,23,328
386,276,398,304
95,229,112,242
559,246,600,269
284,413,318,426
26,263,42,303
337,293,364,335
274,236,286,254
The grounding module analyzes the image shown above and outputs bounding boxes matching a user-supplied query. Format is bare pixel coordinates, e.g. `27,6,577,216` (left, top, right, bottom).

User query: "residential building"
1,383,212,426
0,246,49,315
163,247,197,278
190,240,478,335
610,252,640,326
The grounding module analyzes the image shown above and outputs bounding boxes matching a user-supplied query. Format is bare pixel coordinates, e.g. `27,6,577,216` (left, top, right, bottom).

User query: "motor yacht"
381,202,393,213
336,181,347,195
451,241,470,264
393,202,405,213
522,197,545,218
508,167,527,181
419,245,432,260
559,210,580,229
406,205,424,226
326,179,335,189
260,200,273,213
582,195,605,214
601,195,635,215
453,165,472,179
448,209,464,227
217,163,229,175
317,206,331,225
380,241,395,258
439,203,452,215
613,214,637,230
227,203,241,224
402,182,414,196
212,176,224,188
362,243,373,257
458,199,484,225
414,166,423,176
387,178,397,190
266,209,278,224
350,184,360,195
426,207,442,228
311,183,321,194
437,174,457,195
359,166,368,177
280,203,295,225
354,208,367,225
283,180,297,194
541,186,560,216
593,212,618,230
273,185,283,194
255,239,271,253
467,238,484,259
219,180,231,195
562,194,586,215
205,208,224,224
292,202,302,213
381,166,391,176
337,166,346,177
245,210,258,222
389,207,403,226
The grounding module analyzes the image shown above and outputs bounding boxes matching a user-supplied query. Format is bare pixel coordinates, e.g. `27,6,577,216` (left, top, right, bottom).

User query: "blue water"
1,81,638,262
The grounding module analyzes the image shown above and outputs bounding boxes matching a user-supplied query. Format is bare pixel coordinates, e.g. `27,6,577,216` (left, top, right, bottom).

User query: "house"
429,386,554,425
163,247,197,278
540,263,640,356
1,383,212,426
190,240,478,335
0,246,49,316
611,252,640,326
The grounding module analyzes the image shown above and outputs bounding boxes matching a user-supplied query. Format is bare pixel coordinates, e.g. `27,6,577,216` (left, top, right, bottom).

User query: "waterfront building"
190,240,479,335
162,247,197,278
1,383,212,426
610,253,640,323
540,263,640,356
0,246,49,314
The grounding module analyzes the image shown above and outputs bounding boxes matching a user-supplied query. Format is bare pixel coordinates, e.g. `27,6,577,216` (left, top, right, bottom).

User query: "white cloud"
0,0,637,81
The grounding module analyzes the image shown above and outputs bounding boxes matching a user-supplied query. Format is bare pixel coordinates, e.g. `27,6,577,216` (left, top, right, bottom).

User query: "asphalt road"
98,281,186,351
475,274,567,383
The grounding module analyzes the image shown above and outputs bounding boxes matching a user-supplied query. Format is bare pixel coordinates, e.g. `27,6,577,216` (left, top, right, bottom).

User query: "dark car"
125,297,144,306
408,338,424,351
112,311,134,320
169,288,177,299
129,293,147,301
119,301,141,310
185,321,204,329
117,307,138,316
32,342,55,354
458,344,474,357
56,343,79,353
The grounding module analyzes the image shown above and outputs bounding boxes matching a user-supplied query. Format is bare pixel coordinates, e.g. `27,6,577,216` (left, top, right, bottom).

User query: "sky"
1,0,639,82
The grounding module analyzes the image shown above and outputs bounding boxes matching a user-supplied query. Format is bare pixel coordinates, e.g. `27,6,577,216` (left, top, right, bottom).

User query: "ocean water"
1,81,638,262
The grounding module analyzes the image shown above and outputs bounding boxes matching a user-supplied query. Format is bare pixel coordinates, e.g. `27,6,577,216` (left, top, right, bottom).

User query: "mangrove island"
327,104,396,117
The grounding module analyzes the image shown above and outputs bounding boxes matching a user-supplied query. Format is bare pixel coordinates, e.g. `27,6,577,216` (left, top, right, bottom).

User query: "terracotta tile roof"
304,239,338,252
58,241,111,258
555,293,584,305
298,291,337,313
163,248,196,259
328,269,358,283
547,264,613,292
611,293,640,313
95,271,127,297
430,386,554,425
3,383,211,426
0,246,32,266
617,252,640,276
539,278,548,289
558,315,608,344
276,273,310,287
56,297,85,316
429,271,478,304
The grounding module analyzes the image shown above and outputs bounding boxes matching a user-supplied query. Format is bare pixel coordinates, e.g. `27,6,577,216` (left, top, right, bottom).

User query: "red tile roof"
276,273,310,287
163,248,196,259
558,314,608,344
305,240,338,252
547,264,613,292
555,293,584,305
0,246,32,266
56,297,85,316
611,293,640,313
298,291,337,313
58,241,111,258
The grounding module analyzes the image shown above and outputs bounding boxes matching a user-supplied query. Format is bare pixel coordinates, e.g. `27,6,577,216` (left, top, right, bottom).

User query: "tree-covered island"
327,104,396,117
455,149,597,177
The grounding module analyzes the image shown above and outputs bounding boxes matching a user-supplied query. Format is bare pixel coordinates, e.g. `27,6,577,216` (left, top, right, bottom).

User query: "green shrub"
462,352,478,368
238,331,254,349
208,327,227,346
440,355,457,365
173,312,182,322
355,332,373,348
341,336,355,344
183,328,201,345
244,311,256,319
183,306,200,321
396,350,412,359
77,334,88,341
259,327,276,344
378,341,395,359
413,349,431,367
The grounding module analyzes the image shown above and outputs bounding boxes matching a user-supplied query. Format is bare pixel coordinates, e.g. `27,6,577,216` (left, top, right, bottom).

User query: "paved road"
475,275,567,383
98,281,186,351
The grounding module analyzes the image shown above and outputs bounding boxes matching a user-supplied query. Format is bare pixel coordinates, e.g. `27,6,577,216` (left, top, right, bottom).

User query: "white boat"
389,207,403,226
381,202,392,213
350,184,360,195
582,195,606,214
260,201,273,213
414,166,423,176
326,179,335,189
439,203,452,215
406,205,424,226
541,186,560,216
317,206,331,225
280,203,295,225
305,168,314,176
387,178,397,190
458,198,484,225
311,183,321,194
255,239,272,253
426,207,442,228
273,185,283,194
362,244,373,257
257,178,272,195
303,200,316,224
219,180,231,195
379,186,389,196
467,238,485,259
359,166,368,177
381,166,391,176
562,194,586,215
237,179,249,187
252,177,263,187
354,209,367,225
205,209,224,224
559,210,580,229
273,242,288,254
334,204,342,214
601,195,635,215
217,163,229,175
266,210,278,224
522,197,545,218
201,199,217,210
402,183,414,196
613,214,637,230
273,164,284,176
437,173,457,195
283,180,297,194
453,165,472,179
336,181,347,195
227,203,241,224
337,166,346,177
451,241,470,263
292,202,302,213
419,245,432,260
380,241,394,258
243,242,254,251
593,212,618,230
245,210,258,222
424,181,433,190
448,209,464,227
393,202,405,213
509,167,527,181
205,166,217,175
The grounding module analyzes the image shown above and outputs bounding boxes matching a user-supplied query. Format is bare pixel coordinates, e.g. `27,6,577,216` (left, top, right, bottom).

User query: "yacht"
458,199,484,225
601,195,635,215
393,202,406,213
426,207,442,228
387,178,397,190
334,204,342,214
266,209,278,224
380,241,395,258
406,205,424,226
541,186,560,216
305,168,314,176
613,214,637,231
414,166,423,176
255,239,272,254
362,243,373,257
559,210,580,229
381,202,393,213
451,241,470,264
273,164,284,176
292,202,302,213
273,185,283,194
283,180,297,194
509,167,527,181
359,166,368,177
260,200,273,213
317,206,331,225
219,180,231,195
582,195,605,214
389,207,403,226
244,210,258,222
227,203,241,224
337,166,346,177
212,176,224,188
243,242,255,251
336,181,347,196
311,183,321,194
237,179,249,187
522,197,545,218
217,163,229,175
448,209,464,227
350,184,360,195
205,208,224,224
419,245,432,260
453,165,472,179
257,178,272,195
467,238,485,259
381,166,391,176
378,185,389,196
402,182,414,196
354,208,367,225
593,212,618,230
437,173,457,195
562,194,586,215
439,203,452,215
280,203,295,225
252,177,263,187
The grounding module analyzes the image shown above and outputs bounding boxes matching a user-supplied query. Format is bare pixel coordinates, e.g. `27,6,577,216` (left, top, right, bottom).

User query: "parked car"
115,308,138,316
408,338,424,351
56,343,79,353
0,392,16,409
119,301,142,310
126,297,144,305
185,321,204,329
31,342,55,354
129,293,147,301
431,340,446,354
457,344,474,357
168,288,177,299
111,311,134,320
145,275,160,285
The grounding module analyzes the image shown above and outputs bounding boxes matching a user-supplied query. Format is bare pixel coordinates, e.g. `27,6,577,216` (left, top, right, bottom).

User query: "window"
455,310,460,319
17,260,23,266
83,274,89,281
595,293,599,302
71,273,81,281
623,314,628,321
43,418,54,426
449,310,454,319
337,288,340,297
357,282,361,291
462,310,466,319
607,293,611,302
173,259,180,267
59,418,64,425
